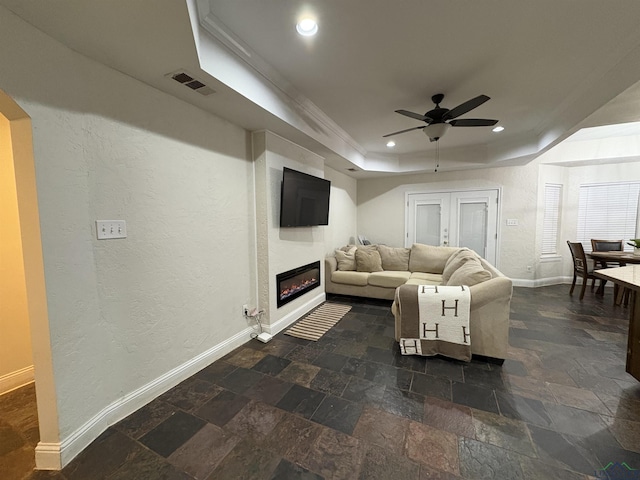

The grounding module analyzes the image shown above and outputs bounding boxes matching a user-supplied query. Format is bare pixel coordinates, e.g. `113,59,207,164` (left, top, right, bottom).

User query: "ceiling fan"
383,94,499,142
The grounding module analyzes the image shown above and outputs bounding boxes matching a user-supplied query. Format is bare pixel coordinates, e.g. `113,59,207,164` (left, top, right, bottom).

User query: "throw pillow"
377,245,410,271
335,246,357,271
442,249,476,284
446,261,492,286
409,243,459,273
355,248,383,272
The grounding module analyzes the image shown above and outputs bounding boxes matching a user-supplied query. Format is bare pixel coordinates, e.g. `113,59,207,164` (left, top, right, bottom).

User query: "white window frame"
542,183,562,256
576,181,640,252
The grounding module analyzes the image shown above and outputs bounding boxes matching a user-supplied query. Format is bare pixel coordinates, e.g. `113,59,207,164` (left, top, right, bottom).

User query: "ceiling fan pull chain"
435,141,439,173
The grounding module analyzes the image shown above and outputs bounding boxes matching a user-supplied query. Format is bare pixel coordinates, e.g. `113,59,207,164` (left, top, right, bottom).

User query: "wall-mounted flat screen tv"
279,167,331,227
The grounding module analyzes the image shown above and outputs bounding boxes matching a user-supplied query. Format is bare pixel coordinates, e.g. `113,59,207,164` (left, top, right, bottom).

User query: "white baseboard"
511,276,614,289
35,443,62,470
35,325,256,470
0,365,34,396
266,292,326,335
512,276,569,288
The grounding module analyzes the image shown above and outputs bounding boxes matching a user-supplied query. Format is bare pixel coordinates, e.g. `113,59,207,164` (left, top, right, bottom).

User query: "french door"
406,189,499,265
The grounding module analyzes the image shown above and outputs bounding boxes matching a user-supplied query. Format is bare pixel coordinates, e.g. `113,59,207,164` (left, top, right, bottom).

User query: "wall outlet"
527,265,532,272
243,304,249,317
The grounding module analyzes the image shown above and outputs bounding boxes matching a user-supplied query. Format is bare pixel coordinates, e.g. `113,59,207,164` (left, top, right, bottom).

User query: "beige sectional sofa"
324,243,512,360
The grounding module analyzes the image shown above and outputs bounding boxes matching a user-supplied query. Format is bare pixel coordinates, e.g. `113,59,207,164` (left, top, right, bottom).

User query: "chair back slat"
567,241,591,274
591,239,623,252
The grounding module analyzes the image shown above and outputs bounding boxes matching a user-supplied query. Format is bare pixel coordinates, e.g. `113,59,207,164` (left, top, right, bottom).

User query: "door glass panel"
459,202,487,256
416,203,440,245
407,189,498,265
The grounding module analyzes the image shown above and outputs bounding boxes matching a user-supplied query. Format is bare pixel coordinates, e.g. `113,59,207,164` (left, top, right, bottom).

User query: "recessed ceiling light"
492,126,505,133
386,140,396,148
296,18,318,36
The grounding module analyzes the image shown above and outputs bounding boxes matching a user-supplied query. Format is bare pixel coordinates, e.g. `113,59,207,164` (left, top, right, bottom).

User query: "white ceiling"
3,0,640,177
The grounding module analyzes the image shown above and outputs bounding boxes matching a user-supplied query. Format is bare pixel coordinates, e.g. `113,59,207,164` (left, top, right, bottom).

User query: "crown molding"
195,1,366,158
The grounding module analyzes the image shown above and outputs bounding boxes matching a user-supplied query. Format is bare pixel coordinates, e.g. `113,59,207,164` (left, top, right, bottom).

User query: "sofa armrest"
325,256,338,286
325,256,338,274
469,276,513,310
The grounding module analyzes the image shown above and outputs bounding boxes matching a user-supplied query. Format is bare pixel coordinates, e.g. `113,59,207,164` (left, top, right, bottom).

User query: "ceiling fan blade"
382,126,425,137
449,118,498,127
443,95,490,120
395,109,431,122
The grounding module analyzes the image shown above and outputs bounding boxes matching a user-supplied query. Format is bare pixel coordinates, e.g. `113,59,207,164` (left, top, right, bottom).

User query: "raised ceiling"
3,0,640,177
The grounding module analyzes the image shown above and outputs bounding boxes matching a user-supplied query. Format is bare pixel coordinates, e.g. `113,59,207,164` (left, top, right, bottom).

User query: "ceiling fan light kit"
424,123,450,142
383,94,499,142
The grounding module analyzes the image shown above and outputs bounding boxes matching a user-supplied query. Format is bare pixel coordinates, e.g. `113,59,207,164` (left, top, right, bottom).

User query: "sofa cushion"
405,277,441,286
331,271,370,286
356,248,384,272
368,271,412,288
409,244,459,273
377,245,410,271
442,249,477,284
409,272,443,284
446,261,492,286
335,246,357,271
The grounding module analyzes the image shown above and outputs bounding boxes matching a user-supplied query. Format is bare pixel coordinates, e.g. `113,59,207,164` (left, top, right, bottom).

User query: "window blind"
577,182,640,252
542,184,562,255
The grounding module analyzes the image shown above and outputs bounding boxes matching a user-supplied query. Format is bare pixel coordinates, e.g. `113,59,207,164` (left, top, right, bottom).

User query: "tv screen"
280,167,331,227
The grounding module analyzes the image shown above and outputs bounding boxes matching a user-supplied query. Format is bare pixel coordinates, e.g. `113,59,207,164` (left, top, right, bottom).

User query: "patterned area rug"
284,302,352,341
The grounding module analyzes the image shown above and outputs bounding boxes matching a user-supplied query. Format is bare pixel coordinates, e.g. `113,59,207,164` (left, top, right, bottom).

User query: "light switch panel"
96,220,127,240
506,219,518,226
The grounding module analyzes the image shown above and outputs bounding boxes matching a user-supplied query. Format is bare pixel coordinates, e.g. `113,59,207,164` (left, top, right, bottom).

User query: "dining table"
588,250,640,266
588,251,640,298
593,265,640,381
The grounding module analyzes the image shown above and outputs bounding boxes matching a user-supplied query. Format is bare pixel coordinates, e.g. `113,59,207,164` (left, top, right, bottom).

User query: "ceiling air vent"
167,70,216,96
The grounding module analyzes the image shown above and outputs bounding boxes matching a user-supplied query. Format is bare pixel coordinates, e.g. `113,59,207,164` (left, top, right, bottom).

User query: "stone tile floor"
2,285,640,479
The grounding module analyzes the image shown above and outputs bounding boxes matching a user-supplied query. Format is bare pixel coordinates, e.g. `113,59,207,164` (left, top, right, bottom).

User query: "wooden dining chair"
590,238,629,306
590,239,624,264
567,241,599,300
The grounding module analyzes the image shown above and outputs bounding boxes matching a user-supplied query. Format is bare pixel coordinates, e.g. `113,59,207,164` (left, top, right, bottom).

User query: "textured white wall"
253,131,326,326
0,8,256,441
359,159,640,283
357,163,540,279
324,166,358,254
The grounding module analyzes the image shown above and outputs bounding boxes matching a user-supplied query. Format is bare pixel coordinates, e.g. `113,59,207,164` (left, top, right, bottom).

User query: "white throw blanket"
418,285,471,344
399,284,471,361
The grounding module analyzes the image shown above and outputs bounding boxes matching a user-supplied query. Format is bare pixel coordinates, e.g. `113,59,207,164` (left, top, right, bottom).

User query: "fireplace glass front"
276,261,321,308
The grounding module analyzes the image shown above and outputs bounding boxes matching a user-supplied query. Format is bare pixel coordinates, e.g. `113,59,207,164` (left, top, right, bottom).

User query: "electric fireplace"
276,261,321,308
